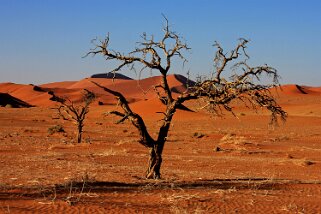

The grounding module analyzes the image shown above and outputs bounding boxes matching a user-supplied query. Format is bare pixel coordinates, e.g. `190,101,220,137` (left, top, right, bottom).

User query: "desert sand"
0,74,321,213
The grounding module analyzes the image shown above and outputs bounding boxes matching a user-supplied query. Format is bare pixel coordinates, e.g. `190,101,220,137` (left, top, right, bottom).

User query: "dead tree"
56,90,95,144
86,18,287,179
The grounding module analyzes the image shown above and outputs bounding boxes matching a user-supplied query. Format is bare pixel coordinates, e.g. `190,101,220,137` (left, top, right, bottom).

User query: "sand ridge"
0,74,194,108
1,75,320,118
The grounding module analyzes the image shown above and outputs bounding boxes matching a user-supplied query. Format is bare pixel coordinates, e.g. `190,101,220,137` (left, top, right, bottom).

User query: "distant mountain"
91,72,133,80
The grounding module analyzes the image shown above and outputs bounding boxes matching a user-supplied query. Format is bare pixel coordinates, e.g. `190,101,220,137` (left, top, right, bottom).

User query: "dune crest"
271,84,321,96
0,76,319,109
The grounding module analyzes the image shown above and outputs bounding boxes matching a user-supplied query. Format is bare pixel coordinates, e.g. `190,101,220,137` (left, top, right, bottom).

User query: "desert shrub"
220,133,248,145
214,146,222,152
48,125,65,135
302,160,315,166
193,132,206,139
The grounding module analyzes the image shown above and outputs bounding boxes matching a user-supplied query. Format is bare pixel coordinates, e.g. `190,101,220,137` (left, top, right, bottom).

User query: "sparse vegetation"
302,160,315,166
55,89,95,143
193,132,206,139
48,124,65,135
220,133,248,145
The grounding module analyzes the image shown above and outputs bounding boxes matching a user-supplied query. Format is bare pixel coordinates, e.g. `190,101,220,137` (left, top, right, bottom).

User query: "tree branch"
90,81,155,148
177,39,287,125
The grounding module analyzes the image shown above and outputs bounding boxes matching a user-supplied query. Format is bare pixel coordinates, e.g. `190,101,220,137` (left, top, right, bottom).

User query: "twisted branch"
85,16,190,107
177,39,287,125
90,81,155,148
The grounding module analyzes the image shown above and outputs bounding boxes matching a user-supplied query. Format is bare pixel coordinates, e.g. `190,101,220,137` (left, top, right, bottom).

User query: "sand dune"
0,82,87,107
40,81,77,89
304,86,321,94
264,84,321,117
0,83,54,106
0,76,320,112
62,74,193,105
272,84,321,96
0,93,33,108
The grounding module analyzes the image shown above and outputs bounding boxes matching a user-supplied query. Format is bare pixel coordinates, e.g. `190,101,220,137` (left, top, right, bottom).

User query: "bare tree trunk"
146,142,164,179
77,123,83,144
146,148,157,179
146,103,175,179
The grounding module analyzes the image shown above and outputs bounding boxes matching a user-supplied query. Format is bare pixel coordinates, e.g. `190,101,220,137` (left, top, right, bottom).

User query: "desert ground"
0,74,321,213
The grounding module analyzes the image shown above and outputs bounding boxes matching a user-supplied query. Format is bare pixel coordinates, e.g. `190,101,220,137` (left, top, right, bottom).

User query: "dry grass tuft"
48,125,65,135
220,133,248,145
302,160,315,166
192,132,206,139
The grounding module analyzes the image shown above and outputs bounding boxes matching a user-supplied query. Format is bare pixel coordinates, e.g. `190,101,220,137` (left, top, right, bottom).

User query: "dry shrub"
48,125,65,135
270,135,290,142
220,133,248,145
193,132,206,139
302,160,315,166
293,159,315,167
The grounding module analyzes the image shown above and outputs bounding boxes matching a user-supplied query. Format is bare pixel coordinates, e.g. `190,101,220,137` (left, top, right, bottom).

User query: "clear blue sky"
0,0,320,86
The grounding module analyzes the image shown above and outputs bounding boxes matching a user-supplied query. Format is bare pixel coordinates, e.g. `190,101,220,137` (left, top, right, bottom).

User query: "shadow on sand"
2,177,319,201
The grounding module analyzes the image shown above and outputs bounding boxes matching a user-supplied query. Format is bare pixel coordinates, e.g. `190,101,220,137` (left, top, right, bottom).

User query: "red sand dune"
272,84,321,96
266,84,321,117
0,83,55,107
68,74,190,92
0,82,86,107
40,81,77,89
0,76,320,113
304,86,321,93
62,74,192,105
0,93,33,107
130,98,202,120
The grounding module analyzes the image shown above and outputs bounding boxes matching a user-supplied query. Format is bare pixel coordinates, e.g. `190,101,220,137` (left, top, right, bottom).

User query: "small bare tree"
86,18,287,179
56,89,95,144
